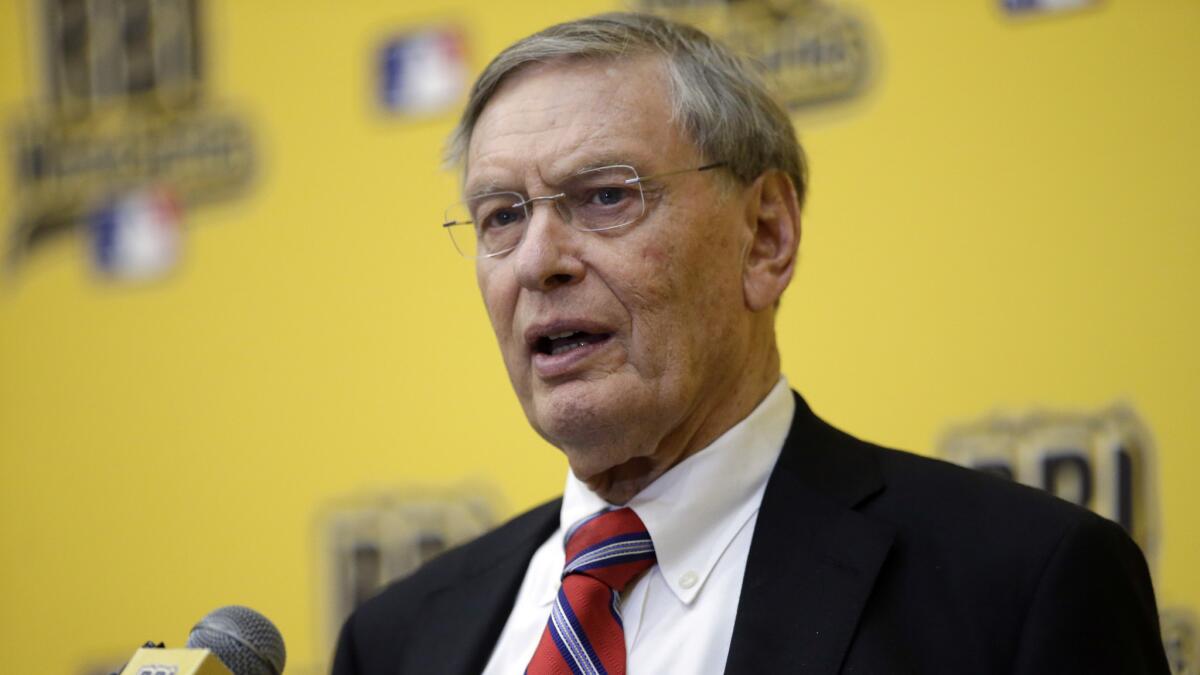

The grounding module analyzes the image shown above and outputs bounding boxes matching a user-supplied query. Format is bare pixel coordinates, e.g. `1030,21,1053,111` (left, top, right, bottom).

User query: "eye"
473,201,526,233
590,187,631,206
485,207,523,229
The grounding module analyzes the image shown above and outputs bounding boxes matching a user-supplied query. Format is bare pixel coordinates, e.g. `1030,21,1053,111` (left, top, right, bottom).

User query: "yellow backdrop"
1,1,1197,673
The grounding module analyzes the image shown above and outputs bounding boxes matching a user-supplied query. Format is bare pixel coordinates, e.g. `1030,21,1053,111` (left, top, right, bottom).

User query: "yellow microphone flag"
118,647,234,675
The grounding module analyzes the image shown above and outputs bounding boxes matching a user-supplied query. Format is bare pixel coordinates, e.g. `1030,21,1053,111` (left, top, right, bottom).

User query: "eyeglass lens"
444,165,647,258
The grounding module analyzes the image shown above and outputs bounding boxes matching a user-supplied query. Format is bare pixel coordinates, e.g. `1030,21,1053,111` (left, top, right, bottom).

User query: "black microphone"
187,606,286,675
115,605,286,675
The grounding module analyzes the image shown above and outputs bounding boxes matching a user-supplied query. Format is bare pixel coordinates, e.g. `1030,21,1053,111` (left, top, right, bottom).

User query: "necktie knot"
563,507,656,593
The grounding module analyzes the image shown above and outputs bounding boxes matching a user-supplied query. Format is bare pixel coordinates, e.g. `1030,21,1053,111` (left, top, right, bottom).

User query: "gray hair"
445,12,808,209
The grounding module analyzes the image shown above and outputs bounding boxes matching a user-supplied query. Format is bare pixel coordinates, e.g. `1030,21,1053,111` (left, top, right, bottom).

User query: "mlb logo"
90,186,182,280
379,25,468,115
1002,0,1096,14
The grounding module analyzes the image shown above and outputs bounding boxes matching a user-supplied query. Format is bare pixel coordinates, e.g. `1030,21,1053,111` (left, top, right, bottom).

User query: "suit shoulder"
862,442,1143,568
873,444,1095,522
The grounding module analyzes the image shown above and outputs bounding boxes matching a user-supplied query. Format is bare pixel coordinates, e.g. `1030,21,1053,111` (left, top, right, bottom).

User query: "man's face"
466,56,758,497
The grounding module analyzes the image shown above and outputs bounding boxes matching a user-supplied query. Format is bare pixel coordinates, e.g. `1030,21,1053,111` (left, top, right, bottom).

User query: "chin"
530,382,647,456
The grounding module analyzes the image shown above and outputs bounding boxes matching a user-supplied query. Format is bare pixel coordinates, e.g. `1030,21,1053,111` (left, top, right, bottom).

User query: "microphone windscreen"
186,605,286,675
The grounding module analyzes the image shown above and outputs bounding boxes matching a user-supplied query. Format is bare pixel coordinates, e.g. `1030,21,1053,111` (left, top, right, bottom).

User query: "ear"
742,170,801,312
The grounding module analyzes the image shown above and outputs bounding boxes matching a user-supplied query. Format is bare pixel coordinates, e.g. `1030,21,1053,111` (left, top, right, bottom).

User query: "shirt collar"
543,377,795,606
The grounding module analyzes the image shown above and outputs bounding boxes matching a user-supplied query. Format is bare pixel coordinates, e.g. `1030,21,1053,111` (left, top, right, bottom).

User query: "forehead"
464,56,696,193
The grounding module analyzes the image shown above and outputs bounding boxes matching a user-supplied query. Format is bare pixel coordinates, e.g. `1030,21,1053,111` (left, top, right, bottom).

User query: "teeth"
546,331,577,340
551,339,586,356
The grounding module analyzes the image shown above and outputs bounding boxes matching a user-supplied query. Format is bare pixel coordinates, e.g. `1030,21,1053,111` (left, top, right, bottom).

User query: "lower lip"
531,335,613,379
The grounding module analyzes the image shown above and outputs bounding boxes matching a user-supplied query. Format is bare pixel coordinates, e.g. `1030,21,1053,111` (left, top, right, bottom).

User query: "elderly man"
334,13,1168,675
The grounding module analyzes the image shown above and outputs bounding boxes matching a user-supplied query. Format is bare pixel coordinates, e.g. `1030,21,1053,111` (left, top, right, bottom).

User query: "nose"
511,197,585,292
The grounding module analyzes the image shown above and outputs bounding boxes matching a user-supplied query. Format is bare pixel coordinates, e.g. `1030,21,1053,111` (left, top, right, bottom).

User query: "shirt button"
679,571,698,589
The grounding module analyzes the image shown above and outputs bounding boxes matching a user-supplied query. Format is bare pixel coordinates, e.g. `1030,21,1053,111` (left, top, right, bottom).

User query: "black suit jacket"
333,393,1169,674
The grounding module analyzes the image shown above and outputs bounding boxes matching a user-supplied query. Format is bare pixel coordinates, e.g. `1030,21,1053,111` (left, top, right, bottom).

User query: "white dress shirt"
482,377,795,675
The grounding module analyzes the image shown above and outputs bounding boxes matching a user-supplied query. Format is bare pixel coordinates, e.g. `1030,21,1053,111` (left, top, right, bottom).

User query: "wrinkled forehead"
462,55,695,194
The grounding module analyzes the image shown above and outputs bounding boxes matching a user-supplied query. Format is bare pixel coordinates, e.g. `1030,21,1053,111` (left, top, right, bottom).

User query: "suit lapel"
725,393,895,675
404,500,561,675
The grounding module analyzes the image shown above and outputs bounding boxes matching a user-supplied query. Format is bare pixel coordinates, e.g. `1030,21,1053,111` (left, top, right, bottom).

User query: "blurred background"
1,0,1197,673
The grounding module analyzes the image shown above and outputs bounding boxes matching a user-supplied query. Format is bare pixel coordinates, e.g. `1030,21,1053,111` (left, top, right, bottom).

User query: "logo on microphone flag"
118,647,232,675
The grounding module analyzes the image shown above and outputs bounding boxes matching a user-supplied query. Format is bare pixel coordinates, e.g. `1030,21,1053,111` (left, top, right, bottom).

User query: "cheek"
636,217,745,353
478,267,517,342
616,244,676,317
618,243,706,368
479,269,534,400
639,241,670,266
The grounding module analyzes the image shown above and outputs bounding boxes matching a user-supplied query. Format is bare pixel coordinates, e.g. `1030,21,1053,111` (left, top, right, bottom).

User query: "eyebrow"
463,179,521,201
463,156,649,199
565,155,638,176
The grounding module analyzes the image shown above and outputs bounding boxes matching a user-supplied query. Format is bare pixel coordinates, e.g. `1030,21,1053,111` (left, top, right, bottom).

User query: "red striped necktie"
525,507,657,675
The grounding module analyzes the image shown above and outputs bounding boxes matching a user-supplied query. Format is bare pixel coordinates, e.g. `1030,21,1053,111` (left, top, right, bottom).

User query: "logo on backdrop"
937,404,1195,673
90,186,182,280
1002,0,1098,17
316,486,499,656
636,0,874,111
8,0,255,280
378,24,469,116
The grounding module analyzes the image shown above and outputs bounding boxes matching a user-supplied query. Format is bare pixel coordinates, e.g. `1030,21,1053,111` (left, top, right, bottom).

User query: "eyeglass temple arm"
625,161,728,185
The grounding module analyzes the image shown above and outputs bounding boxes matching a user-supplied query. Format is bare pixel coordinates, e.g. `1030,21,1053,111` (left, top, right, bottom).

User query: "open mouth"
534,331,612,357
